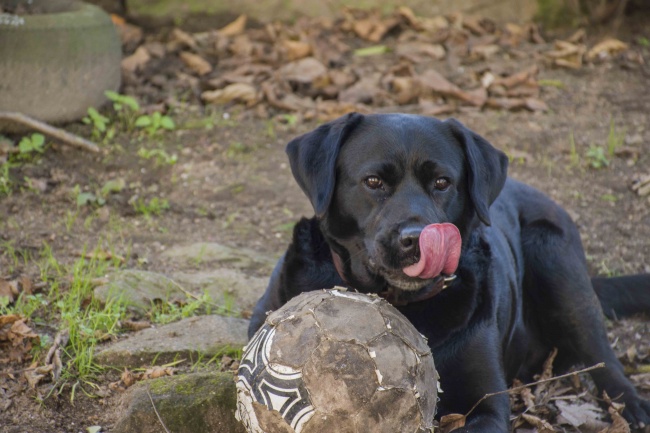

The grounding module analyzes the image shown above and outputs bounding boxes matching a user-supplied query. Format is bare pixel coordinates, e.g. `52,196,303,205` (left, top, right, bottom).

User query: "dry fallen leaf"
121,46,151,73
418,69,486,107
521,413,555,433
218,14,247,37
388,76,419,105
512,378,536,410
113,18,143,47
277,57,328,84
352,17,389,42
281,39,312,61
0,279,18,304
545,40,585,69
396,42,446,63
122,320,152,332
142,366,175,380
598,392,631,433
556,400,604,428
396,6,422,30
79,250,125,263
179,51,213,76
0,315,39,363
439,413,466,433
201,83,259,106
338,75,385,105
587,38,628,62
121,368,137,388
470,43,500,60
170,28,197,50
24,368,47,389
525,98,549,112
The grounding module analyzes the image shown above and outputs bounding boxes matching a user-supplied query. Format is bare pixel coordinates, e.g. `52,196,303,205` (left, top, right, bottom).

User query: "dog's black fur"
249,113,650,432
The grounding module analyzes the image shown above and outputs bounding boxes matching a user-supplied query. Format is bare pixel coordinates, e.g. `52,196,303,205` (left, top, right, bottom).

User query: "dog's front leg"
435,324,511,433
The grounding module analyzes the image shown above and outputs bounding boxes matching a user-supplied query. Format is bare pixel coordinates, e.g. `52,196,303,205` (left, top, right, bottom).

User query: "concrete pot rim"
0,1,111,30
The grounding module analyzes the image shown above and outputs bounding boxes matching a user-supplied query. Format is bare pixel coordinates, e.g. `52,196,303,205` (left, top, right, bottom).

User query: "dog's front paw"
622,398,650,431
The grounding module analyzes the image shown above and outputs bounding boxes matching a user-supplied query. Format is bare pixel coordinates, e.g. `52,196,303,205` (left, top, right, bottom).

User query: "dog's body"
249,113,650,432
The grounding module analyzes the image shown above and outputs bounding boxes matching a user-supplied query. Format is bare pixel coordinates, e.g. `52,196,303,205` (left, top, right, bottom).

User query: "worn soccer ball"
235,288,438,433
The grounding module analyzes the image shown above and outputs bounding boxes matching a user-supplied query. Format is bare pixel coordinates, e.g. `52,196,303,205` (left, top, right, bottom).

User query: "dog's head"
287,113,508,295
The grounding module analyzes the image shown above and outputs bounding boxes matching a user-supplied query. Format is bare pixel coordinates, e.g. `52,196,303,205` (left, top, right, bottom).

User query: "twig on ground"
464,362,606,419
0,111,100,153
44,329,69,381
147,388,171,433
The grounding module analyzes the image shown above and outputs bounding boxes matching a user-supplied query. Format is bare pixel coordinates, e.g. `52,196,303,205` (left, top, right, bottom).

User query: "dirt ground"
1,6,650,433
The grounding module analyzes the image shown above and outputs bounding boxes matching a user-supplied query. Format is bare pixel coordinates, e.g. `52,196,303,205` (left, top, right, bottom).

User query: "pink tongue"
402,223,461,279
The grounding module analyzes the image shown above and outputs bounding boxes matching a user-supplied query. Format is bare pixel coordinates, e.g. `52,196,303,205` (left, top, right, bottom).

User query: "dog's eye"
364,176,383,190
434,177,451,191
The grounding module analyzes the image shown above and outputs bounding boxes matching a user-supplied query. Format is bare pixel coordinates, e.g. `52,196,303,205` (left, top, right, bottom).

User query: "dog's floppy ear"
445,118,508,226
286,112,364,217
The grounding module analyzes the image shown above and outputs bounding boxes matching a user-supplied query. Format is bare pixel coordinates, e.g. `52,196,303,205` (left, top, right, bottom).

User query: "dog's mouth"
376,268,457,306
402,223,462,279
368,230,461,305
375,266,430,291
369,223,462,295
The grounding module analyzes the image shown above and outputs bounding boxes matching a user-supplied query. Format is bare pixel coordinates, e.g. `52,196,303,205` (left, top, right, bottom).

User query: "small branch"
0,111,100,153
464,362,606,419
146,389,171,433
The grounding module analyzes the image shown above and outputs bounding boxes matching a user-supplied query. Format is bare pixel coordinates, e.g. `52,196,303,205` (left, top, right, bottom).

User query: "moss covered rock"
113,372,246,433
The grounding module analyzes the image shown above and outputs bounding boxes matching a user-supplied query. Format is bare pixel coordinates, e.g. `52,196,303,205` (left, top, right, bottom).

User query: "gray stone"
95,315,249,368
112,372,246,433
120,0,538,24
170,269,267,312
94,269,185,314
161,242,275,271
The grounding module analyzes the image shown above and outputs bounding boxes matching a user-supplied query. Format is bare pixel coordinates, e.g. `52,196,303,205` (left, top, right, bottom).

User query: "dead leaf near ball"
520,413,555,433
555,400,607,430
439,413,466,433
599,392,631,433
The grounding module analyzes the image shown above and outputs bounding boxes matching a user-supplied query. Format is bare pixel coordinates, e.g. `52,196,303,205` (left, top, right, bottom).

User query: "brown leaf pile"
0,314,39,364
113,7,638,121
0,275,34,305
437,348,642,433
509,349,631,433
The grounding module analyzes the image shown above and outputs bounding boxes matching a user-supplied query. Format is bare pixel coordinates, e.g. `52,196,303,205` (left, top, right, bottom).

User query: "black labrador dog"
249,113,650,432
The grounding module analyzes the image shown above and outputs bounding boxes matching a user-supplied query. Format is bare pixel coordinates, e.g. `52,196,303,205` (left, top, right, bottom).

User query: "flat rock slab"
161,242,275,272
94,269,183,314
95,315,249,368
112,372,246,433
94,268,266,315
171,268,267,312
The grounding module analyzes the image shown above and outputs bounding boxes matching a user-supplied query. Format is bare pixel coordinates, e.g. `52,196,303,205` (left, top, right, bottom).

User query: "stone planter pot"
0,0,121,125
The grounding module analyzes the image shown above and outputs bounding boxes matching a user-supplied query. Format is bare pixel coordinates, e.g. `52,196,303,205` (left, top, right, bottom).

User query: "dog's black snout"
398,226,422,254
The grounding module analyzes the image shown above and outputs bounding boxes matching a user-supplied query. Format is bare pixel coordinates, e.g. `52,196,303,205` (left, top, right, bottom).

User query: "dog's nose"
398,226,422,254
